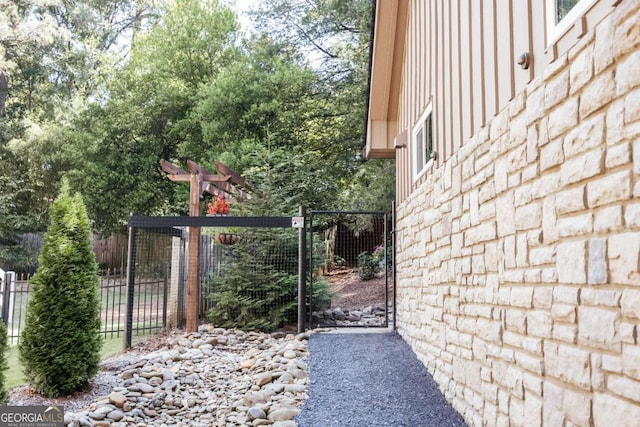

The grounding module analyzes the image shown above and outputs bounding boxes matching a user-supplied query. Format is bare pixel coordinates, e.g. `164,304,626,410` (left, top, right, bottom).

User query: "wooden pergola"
160,159,250,332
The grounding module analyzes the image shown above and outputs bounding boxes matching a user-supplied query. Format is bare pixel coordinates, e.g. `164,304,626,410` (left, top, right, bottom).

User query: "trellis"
159,159,250,332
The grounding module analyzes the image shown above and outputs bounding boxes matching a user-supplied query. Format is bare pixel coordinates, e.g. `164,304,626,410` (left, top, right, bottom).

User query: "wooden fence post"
186,173,201,333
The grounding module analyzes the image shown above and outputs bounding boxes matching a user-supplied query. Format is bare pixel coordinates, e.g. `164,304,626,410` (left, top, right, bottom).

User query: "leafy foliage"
0,320,8,404
19,183,102,397
357,251,378,281
310,277,333,313
247,0,394,213
373,244,392,273
0,0,161,233
64,0,240,232
1,0,394,239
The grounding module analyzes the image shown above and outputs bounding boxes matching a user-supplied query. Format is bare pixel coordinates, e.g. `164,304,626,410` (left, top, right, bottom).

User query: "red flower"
207,194,230,214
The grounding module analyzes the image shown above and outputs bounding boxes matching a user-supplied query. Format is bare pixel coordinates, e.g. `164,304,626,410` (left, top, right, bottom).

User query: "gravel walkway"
296,330,468,427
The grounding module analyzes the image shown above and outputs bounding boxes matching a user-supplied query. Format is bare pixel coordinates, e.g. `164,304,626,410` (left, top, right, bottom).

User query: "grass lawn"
5,336,125,390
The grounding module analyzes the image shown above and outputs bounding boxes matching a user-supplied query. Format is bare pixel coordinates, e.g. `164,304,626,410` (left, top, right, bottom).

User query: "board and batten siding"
394,0,613,202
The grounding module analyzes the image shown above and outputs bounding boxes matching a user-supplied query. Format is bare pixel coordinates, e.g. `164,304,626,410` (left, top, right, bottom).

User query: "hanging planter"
215,232,239,245
206,194,238,244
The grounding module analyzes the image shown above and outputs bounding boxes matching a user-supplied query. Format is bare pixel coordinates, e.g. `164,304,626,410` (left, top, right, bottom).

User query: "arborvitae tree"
19,183,102,397
0,320,8,403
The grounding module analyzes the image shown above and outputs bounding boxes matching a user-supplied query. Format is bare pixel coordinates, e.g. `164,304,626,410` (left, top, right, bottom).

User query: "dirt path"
325,268,389,311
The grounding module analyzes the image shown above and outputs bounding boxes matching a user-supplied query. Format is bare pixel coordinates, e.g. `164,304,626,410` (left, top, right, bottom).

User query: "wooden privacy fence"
5,232,138,275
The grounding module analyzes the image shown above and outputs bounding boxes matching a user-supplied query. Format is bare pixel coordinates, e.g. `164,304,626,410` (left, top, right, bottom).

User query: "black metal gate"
307,210,393,328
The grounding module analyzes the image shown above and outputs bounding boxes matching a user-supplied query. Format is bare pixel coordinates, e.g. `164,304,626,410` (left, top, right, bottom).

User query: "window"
556,0,581,22
413,103,435,179
547,0,596,43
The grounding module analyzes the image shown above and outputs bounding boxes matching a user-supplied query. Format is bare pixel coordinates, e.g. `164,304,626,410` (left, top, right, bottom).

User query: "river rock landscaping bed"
10,325,310,427
311,304,389,327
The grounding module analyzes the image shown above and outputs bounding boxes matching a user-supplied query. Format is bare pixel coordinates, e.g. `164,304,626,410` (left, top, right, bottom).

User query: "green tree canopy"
65,0,239,232
0,0,161,240
0,0,394,241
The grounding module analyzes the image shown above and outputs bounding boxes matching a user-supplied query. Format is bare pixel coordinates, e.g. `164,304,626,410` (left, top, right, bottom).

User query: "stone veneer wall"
394,3,640,426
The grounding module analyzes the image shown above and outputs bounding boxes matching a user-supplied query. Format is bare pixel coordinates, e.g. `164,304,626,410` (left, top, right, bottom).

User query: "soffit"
368,0,409,123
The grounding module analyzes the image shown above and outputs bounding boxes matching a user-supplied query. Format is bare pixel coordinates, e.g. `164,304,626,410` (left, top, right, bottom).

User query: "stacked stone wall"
395,3,640,426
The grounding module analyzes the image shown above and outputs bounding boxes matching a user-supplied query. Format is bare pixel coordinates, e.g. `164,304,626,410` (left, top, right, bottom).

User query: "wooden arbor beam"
216,161,248,188
160,159,250,332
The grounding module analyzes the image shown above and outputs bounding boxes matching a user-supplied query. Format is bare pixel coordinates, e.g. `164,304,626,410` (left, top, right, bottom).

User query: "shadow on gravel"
296,331,468,427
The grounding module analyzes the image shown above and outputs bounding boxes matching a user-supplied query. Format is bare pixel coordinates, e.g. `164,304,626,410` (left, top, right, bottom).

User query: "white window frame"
412,102,435,181
546,0,597,44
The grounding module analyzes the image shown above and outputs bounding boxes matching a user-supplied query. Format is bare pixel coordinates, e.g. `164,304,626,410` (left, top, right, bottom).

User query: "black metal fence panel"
126,215,302,344
99,270,127,340
200,228,299,332
2,272,31,345
0,269,138,345
125,228,176,344
1,215,305,346
308,211,392,328
1,210,393,345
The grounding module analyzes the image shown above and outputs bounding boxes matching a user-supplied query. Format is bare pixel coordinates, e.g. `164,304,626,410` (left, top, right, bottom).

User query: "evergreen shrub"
19,183,102,397
207,229,298,331
309,277,332,313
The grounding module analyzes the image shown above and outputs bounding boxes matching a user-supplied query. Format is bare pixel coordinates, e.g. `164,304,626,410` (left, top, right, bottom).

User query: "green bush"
207,229,298,331
309,277,333,313
0,321,8,403
357,251,378,280
372,244,392,273
19,183,102,397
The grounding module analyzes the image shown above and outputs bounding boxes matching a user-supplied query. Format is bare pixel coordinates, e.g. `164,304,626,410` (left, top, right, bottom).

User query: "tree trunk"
0,71,7,118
